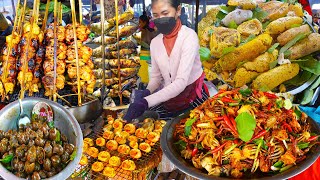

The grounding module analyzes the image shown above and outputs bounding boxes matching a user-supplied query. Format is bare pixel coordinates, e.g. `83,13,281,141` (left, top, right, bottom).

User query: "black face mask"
154,17,177,35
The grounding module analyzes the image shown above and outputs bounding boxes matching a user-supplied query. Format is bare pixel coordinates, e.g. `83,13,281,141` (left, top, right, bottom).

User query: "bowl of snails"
0,97,83,179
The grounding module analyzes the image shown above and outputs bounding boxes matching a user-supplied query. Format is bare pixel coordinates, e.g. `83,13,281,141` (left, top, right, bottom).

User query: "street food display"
0,109,76,179
173,88,319,178
199,0,320,93
90,8,140,103
76,114,165,179
0,3,96,103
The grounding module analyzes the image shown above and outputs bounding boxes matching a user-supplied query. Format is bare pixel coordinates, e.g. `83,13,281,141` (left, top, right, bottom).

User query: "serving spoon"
14,99,31,130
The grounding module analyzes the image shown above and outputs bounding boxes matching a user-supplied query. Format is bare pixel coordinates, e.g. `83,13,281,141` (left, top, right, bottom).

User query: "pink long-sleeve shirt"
145,26,203,107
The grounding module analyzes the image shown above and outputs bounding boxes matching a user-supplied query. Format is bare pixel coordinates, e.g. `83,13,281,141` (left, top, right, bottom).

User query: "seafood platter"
161,88,320,179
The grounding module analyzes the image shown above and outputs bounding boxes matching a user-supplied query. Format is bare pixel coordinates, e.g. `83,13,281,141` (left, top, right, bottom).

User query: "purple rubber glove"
124,98,149,122
131,89,151,103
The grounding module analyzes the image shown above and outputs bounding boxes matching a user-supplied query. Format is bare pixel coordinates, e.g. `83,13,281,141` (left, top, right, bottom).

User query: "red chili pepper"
282,122,293,132
223,115,238,136
307,136,319,142
221,97,238,103
192,148,198,157
267,103,272,111
230,117,237,132
212,116,224,121
263,92,278,99
211,142,227,154
247,130,267,143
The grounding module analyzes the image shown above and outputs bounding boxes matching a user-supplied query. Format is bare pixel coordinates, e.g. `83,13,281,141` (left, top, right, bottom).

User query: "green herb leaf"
224,136,235,140
294,109,302,120
221,5,236,13
48,121,54,129
301,89,314,105
262,21,271,30
252,7,268,21
185,126,192,136
240,34,256,45
276,99,284,108
295,56,320,75
222,46,236,56
194,143,203,150
228,20,238,29
269,60,278,69
70,149,77,161
199,47,211,62
174,140,187,150
310,77,320,90
235,112,256,142
268,43,280,53
55,130,61,142
253,138,268,150
273,161,284,168
279,33,308,55
259,85,270,92
185,118,196,126
284,70,312,86
222,160,230,165
290,24,301,28
283,50,292,57
0,154,13,163
224,144,238,155
297,142,310,149
280,165,293,173
239,88,252,96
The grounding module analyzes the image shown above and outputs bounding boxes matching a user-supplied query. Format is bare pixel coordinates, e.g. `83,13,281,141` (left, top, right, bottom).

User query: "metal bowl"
161,112,320,180
0,97,83,180
67,96,103,123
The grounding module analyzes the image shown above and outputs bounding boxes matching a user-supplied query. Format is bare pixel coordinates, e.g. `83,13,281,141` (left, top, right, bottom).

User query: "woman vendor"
124,0,209,121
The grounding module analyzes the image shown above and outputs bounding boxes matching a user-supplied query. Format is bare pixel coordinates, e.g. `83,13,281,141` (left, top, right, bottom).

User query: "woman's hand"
124,99,149,122
131,89,150,103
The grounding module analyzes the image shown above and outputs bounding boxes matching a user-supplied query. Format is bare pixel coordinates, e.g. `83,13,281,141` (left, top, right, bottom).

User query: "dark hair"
151,0,181,10
139,14,149,23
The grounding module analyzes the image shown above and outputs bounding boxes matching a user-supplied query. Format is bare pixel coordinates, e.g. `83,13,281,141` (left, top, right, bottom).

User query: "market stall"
0,0,319,180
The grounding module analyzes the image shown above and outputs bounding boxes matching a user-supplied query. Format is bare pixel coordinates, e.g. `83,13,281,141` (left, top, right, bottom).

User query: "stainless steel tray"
161,112,320,180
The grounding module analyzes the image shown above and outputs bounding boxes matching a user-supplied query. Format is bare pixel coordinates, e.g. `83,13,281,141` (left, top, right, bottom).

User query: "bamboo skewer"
70,0,82,106
115,0,123,105
41,0,51,32
20,0,36,99
2,0,21,98
52,0,58,102
100,0,106,103
89,0,93,28
79,0,83,24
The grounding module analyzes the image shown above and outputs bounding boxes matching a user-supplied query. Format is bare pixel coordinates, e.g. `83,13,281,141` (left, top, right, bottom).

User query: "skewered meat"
107,9,134,25
108,25,138,38
92,35,117,44
111,68,138,78
109,59,140,68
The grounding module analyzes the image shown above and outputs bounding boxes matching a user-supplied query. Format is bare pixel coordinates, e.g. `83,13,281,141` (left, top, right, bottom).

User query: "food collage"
0,0,319,180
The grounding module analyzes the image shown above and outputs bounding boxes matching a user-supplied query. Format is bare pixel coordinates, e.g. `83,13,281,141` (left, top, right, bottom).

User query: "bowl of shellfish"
0,98,83,179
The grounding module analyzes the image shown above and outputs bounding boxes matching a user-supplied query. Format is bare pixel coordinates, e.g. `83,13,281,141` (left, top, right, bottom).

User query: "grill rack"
73,121,163,180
